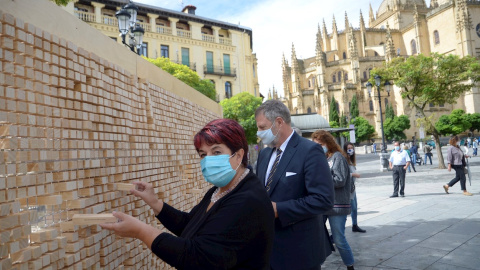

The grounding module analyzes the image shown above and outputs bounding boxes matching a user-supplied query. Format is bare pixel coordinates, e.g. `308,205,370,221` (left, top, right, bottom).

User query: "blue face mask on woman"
322,146,328,154
201,153,240,187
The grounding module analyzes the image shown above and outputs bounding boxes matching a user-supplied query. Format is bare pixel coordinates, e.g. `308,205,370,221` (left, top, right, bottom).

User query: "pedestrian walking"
463,140,469,155
467,137,471,148
343,142,366,233
423,143,433,165
473,138,478,156
403,145,416,172
372,142,377,154
443,135,473,196
313,130,356,270
411,143,419,166
389,142,411,198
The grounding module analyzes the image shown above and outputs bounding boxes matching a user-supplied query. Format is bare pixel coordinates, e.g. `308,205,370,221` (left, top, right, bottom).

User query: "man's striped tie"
266,148,282,192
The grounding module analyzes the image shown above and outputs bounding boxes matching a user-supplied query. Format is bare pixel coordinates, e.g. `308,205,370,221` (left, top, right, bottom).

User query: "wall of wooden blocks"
0,9,220,270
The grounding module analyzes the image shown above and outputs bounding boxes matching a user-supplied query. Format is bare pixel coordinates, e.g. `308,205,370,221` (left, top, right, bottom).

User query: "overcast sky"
136,0,385,98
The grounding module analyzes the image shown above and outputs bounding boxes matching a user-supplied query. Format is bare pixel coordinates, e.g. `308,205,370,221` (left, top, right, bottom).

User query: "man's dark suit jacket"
256,132,334,270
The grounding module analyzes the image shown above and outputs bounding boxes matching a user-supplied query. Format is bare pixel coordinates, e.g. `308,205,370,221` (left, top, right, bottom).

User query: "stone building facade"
280,0,480,141
63,0,260,102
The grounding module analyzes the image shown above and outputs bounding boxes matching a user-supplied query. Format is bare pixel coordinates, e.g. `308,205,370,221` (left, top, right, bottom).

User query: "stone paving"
322,148,480,269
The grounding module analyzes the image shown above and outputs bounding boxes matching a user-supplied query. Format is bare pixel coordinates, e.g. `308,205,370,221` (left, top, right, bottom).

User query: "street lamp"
366,74,391,171
115,1,144,55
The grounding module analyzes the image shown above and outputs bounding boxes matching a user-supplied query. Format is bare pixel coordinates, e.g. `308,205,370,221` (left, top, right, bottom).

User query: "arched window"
411,39,417,55
369,100,374,111
385,98,388,107
374,51,379,56
225,82,232,99
345,73,348,81
342,52,347,59
433,30,440,45
295,108,299,114
307,107,312,113
333,75,336,83
363,71,368,79
308,80,311,88
338,71,342,81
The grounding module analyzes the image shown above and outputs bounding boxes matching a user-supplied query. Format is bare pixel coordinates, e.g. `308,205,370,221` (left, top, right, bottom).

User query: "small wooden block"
186,188,203,194
72,214,117,225
115,183,136,191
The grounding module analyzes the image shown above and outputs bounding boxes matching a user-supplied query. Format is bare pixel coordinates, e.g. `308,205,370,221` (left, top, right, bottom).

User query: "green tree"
147,57,216,101
385,103,395,120
373,53,480,169
351,116,375,143
329,96,339,126
384,115,411,141
435,109,471,136
466,113,480,135
53,0,71,6
340,112,348,127
220,92,263,144
350,94,359,119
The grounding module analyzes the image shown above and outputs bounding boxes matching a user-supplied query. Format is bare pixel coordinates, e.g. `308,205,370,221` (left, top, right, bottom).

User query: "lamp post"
366,74,391,171
115,1,144,55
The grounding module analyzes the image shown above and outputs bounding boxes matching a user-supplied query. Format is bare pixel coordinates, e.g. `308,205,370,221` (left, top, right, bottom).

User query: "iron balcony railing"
204,65,236,77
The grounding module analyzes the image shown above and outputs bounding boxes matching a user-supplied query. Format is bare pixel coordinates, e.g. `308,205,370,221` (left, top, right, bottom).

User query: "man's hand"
272,202,278,218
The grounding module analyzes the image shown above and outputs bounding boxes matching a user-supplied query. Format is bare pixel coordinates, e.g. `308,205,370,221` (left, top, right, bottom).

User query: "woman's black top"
151,171,275,269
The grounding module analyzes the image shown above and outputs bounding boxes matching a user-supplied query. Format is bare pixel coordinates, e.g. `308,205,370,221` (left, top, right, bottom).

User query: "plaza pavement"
322,147,480,269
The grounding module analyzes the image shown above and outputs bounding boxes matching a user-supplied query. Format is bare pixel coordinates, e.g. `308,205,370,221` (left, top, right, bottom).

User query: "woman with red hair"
101,119,275,269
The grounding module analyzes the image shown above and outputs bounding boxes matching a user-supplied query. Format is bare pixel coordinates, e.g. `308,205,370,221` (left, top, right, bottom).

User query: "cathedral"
279,0,480,141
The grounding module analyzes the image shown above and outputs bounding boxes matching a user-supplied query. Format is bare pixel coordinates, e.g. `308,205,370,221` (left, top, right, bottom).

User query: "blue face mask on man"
200,153,240,187
395,146,400,151
257,122,280,145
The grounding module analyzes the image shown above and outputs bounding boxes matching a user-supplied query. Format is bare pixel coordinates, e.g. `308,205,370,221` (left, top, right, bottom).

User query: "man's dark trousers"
392,165,406,196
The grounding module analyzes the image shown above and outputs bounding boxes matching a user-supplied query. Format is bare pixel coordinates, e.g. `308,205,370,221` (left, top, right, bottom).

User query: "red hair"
311,129,348,160
194,119,248,166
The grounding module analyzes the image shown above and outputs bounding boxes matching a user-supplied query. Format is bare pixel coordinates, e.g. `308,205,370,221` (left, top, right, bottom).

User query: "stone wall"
0,0,221,269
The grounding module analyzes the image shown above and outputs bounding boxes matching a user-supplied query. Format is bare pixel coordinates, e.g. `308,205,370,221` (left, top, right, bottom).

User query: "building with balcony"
279,0,480,141
64,0,260,102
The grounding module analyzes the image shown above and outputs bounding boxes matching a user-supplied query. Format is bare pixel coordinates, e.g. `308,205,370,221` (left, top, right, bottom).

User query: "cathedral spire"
316,24,325,66
348,26,358,59
413,4,420,23
332,15,338,33
455,0,473,32
385,23,396,61
369,3,375,27
322,18,328,38
345,11,350,31
291,43,298,72
359,10,366,30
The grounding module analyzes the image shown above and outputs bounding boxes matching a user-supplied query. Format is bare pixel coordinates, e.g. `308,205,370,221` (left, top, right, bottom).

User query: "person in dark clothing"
101,119,275,269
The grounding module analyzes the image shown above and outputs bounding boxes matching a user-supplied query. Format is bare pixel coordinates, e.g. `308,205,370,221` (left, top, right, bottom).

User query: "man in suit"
255,100,335,270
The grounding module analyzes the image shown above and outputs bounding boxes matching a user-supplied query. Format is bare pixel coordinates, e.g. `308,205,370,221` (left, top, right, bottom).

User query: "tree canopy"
220,92,263,145
329,96,339,126
466,113,480,134
385,103,395,120
384,115,411,141
53,0,71,6
435,109,471,136
147,57,217,101
373,53,480,168
351,116,375,143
